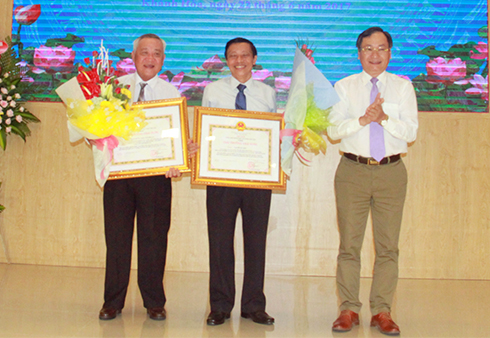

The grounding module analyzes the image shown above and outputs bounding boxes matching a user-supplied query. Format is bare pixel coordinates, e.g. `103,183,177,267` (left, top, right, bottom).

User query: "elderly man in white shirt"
99,33,182,322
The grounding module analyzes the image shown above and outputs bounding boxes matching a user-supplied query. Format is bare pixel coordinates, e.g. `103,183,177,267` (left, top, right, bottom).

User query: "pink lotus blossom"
0,40,7,55
30,66,45,74
17,60,28,77
34,45,76,73
170,72,185,88
202,55,225,72
14,4,41,26
159,73,169,82
275,76,291,90
21,76,35,83
426,57,466,85
116,58,136,76
470,42,488,60
178,80,212,92
252,69,273,81
178,80,212,99
465,74,488,101
397,74,412,82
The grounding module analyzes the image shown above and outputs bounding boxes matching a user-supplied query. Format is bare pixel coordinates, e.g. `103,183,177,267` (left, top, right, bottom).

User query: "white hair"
133,33,166,52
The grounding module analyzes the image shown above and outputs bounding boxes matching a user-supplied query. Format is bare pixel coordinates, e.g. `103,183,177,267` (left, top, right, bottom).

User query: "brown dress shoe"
99,307,121,320
332,310,359,332
147,307,166,320
370,312,400,336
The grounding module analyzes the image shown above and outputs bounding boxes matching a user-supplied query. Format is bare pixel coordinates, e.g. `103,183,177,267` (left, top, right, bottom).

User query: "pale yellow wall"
1,1,490,280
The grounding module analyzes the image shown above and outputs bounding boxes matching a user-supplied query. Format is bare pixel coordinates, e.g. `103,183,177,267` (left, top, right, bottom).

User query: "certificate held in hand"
192,106,286,190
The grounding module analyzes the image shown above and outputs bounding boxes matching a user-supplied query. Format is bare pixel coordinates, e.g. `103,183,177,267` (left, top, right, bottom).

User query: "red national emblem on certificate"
236,121,246,131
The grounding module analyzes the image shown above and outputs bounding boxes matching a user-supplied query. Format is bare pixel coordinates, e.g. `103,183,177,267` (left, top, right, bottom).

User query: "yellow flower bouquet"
56,42,146,186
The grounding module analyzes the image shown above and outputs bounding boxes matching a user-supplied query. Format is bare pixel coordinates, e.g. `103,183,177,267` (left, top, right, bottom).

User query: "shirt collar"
135,73,159,88
361,70,387,86
230,75,254,90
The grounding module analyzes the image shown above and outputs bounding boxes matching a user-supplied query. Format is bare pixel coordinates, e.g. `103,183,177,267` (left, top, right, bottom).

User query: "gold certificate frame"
108,97,190,180
192,106,286,190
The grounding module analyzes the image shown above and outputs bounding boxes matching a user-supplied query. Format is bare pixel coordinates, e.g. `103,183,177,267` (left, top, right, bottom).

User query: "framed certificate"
108,97,190,180
192,106,286,190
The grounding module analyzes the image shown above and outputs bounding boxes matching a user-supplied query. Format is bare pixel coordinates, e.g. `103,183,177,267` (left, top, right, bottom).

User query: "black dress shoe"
241,311,274,325
207,311,231,325
147,307,166,320
99,307,121,320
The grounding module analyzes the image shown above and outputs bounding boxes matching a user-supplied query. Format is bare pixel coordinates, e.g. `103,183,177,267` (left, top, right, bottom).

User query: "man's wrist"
359,115,370,126
380,114,389,127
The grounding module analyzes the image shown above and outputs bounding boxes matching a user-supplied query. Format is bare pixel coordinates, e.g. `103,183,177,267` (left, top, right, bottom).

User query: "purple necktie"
369,78,385,161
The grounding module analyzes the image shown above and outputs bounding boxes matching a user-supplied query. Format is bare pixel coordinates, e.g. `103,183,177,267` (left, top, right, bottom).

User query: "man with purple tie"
327,27,418,336
201,37,276,326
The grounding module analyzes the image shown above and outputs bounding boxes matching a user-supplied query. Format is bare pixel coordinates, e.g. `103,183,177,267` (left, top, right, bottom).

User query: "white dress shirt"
117,72,181,102
202,76,276,113
327,70,418,157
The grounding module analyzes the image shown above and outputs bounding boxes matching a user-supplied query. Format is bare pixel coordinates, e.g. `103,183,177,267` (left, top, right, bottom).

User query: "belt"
343,153,401,165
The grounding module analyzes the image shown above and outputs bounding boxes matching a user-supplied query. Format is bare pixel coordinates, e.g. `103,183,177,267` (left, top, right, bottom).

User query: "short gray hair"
133,33,166,52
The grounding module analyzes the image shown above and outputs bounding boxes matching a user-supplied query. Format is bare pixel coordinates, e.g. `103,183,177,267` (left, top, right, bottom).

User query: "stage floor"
0,263,487,338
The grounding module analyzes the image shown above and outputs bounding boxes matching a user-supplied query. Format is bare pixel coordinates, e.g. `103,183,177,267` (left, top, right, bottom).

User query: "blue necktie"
369,78,385,161
235,84,246,110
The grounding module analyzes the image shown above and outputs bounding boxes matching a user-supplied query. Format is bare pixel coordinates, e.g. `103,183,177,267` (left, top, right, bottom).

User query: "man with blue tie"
201,37,276,326
327,27,418,336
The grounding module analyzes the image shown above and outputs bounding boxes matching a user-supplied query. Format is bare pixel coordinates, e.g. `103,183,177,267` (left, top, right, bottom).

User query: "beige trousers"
334,156,407,315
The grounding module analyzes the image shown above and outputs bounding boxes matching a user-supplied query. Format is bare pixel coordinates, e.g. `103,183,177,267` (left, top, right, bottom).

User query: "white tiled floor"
0,263,488,337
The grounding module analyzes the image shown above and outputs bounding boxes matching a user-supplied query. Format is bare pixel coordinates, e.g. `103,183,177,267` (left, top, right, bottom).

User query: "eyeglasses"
360,46,390,54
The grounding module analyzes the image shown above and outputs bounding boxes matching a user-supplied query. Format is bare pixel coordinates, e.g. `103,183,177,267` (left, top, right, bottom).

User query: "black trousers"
206,186,272,313
102,175,171,310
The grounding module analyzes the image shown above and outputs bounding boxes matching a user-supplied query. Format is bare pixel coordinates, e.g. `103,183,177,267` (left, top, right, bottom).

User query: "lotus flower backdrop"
9,0,489,112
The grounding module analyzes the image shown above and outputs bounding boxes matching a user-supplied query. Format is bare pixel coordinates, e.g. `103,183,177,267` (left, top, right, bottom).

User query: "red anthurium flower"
77,68,100,84
84,57,91,65
14,5,41,26
81,82,101,100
